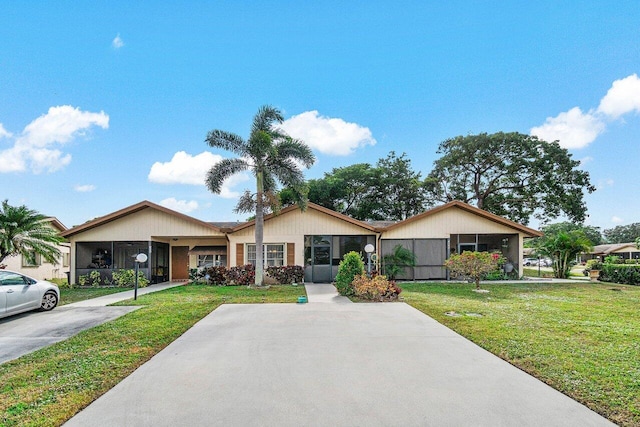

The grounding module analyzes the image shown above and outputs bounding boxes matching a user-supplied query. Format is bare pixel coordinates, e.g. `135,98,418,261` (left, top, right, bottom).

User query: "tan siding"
71,208,224,241
382,207,520,239
234,209,372,237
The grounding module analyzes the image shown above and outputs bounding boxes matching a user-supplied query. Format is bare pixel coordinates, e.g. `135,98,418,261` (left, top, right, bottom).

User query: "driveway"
65,294,612,426
0,282,184,364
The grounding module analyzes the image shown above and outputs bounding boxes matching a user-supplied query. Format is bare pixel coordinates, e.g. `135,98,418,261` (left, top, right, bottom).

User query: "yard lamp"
134,253,148,300
364,244,375,275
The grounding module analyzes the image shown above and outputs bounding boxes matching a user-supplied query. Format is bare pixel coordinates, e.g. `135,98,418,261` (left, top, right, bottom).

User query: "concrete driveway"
65,300,612,426
0,282,184,364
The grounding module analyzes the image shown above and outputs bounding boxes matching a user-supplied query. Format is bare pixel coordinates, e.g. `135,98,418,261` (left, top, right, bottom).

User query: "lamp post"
364,244,375,275
134,253,148,300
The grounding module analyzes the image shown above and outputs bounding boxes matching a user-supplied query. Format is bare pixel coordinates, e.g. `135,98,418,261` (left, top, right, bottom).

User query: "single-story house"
60,200,542,284
585,243,640,262
2,217,71,281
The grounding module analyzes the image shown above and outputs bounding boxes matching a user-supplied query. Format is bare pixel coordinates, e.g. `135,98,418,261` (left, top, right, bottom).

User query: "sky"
1,1,639,232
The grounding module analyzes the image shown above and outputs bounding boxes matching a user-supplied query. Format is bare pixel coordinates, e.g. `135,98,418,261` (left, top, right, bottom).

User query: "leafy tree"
424,132,595,225
335,251,365,296
308,163,380,220
0,200,63,264
374,152,428,220
535,222,603,246
382,244,417,280
444,251,503,290
603,223,640,243
205,105,315,286
302,152,428,221
534,230,593,279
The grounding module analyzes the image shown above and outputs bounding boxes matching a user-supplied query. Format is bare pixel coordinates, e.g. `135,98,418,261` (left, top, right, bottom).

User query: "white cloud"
74,184,96,192
159,198,199,213
532,74,640,149
0,123,11,139
279,110,376,156
597,74,640,119
611,216,624,224
530,107,605,149
148,151,250,198
0,106,109,173
112,34,124,49
578,156,593,166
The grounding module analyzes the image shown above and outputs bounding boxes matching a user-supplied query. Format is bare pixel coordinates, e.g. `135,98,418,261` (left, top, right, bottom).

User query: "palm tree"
205,105,316,286
0,200,64,264
535,230,593,279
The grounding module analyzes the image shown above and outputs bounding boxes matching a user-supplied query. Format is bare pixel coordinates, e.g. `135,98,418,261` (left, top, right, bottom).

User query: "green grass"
0,284,303,427
59,287,131,306
401,281,640,426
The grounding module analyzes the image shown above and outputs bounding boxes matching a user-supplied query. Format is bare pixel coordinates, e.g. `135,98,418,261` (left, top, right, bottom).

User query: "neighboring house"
585,243,640,262
60,200,542,285
2,218,70,281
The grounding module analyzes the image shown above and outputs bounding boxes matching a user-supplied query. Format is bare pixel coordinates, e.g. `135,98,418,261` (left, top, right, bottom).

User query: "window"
63,252,70,267
22,252,41,267
0,271,29,286
247,244,285,267
198,255,214,268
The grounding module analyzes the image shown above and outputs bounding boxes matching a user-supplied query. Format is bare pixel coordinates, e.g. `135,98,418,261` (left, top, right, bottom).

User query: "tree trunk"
255,171,264,287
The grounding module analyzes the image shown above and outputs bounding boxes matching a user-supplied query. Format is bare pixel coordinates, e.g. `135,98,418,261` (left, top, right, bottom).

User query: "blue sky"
1,2,639,232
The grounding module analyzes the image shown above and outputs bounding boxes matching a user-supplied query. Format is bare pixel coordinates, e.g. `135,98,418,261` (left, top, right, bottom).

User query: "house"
2,217,71,281
587,243,640,262
60,200,542,285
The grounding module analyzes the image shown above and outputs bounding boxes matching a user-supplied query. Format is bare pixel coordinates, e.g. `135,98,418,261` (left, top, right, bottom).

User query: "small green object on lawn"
297,295,308,303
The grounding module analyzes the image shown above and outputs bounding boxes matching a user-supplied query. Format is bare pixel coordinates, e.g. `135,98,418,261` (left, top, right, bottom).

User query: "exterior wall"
67,208,226,284
382,207,519,239
2,243,70,281
382,207,528,277
70,208,224,241
228,208,375,266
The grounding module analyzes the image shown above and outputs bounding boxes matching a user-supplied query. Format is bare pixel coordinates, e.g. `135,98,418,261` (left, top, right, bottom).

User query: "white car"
0,270,60,319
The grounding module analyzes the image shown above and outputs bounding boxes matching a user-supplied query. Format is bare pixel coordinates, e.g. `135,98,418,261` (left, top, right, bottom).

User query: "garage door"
381,239,448,280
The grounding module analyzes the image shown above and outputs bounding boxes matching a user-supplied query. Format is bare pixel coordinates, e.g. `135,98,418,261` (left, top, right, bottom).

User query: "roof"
231,202,378,233
188,245,227,255
60,200,222,238
592,243,639,254
379,201,543,237
45,217,67,232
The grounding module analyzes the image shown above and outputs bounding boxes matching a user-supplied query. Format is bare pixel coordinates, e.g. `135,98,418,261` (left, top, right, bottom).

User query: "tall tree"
375,152,427,220
205,105,315,286
301,152,428,221
0,200,63,264
424,132,595,225
603,223,640,243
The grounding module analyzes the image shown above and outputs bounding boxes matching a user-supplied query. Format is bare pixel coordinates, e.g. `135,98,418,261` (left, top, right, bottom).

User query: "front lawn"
60,287,131,305
0,284,303,427
402,281,640,426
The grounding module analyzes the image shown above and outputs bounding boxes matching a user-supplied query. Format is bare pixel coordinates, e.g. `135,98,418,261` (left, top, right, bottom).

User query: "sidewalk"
303,282,352,303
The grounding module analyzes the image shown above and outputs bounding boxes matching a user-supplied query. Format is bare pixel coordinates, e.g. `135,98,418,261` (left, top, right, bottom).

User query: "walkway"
65,282,612,426
303,282,352,303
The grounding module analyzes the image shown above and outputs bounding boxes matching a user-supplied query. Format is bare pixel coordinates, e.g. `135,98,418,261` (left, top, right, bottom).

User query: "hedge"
600,264,640,286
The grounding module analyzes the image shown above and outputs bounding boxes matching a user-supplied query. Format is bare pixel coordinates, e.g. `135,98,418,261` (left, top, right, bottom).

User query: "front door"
171,246,189,281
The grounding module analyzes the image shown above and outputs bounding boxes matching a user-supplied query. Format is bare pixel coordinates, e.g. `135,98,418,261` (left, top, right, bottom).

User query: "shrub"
382,244,416,280
604,255,622,264
112,269,149,288
226,264,255,286
335,251,365,296
204,266,228,285
600,264,640,286
77,270,103,287
585,259,603,270
624,259,640,264
266,265,304,284
444,251,503,290
352,274,402,301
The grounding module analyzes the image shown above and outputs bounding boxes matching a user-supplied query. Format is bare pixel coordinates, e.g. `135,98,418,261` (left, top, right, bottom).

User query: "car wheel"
40,291,58,311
